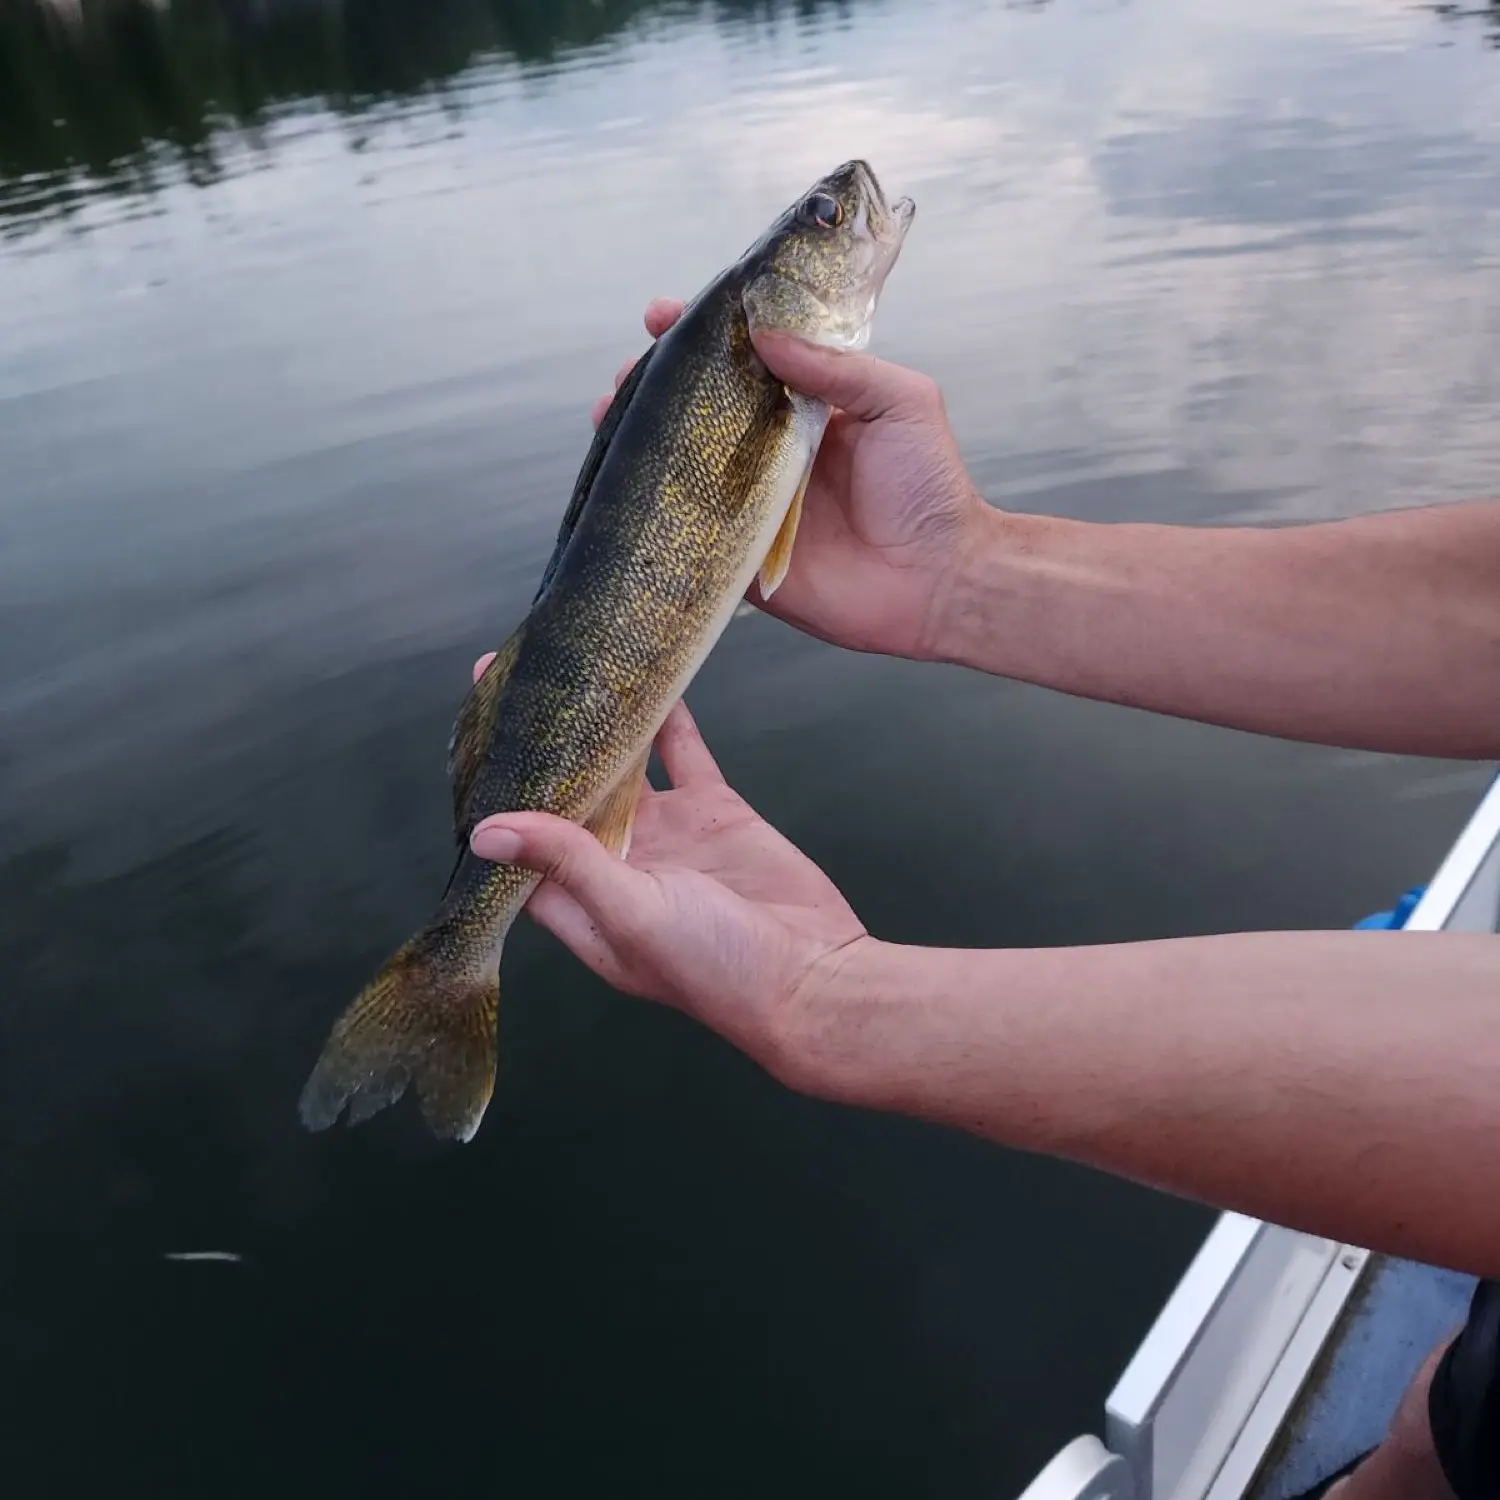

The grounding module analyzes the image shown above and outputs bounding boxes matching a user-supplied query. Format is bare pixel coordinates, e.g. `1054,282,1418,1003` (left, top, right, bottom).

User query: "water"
3,0,1498,1493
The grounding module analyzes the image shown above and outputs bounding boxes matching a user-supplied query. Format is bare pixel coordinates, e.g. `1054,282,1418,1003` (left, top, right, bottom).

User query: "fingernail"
472,825,523,862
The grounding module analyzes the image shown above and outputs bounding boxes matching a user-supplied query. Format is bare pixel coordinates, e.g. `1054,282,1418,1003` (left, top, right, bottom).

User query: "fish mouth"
829,158,915,246
873,194,915,270
860,181,915,294
821,163,916,350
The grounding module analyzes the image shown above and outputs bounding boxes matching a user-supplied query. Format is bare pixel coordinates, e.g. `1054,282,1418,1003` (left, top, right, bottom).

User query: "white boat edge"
1015,768,1500,1500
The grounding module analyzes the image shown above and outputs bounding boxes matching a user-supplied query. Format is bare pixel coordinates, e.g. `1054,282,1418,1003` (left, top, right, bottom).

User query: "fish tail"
298,931,500,1143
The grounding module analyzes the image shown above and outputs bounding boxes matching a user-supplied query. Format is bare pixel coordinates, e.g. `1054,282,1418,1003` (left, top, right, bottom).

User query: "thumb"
750,328,935,423
470,811,655,935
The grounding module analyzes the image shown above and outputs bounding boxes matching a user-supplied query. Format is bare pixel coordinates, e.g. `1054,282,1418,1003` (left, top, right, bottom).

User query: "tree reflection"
0,0,868,232
1428,1,1500,45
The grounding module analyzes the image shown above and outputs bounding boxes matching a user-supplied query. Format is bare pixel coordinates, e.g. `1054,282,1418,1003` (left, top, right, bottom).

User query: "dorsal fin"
446,629,522,836
533,338,659,605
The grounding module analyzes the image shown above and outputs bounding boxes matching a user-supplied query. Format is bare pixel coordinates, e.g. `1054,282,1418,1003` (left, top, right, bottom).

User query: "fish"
298,159,915,1142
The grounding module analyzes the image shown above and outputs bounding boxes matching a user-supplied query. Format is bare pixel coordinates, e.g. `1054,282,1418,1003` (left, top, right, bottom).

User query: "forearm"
805,931,1500,1276
931,501,1500,757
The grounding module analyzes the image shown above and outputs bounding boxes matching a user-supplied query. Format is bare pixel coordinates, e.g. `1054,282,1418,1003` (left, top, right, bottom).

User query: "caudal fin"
298,937,500,1143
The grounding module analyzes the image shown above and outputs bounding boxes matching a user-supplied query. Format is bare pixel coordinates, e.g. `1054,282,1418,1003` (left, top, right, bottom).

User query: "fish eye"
802,193,843,229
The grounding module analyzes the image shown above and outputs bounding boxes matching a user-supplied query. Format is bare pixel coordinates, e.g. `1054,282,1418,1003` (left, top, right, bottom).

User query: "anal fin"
585,750,651,860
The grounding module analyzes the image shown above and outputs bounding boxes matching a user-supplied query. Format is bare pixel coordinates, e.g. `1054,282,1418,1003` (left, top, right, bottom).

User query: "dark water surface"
4,0,1500,1494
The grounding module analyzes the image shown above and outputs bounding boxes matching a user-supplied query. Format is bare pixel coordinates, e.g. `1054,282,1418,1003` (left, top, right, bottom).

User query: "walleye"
299,160,915,1141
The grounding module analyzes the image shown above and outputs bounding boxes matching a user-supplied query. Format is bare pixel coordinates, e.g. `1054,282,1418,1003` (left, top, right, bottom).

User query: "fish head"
742,159,915,352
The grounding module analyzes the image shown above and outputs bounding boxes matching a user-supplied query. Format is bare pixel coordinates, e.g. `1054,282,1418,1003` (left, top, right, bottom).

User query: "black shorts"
1429,1277,1500,1500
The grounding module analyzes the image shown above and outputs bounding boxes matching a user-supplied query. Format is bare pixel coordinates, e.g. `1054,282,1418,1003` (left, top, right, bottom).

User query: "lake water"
3,0,1498,1494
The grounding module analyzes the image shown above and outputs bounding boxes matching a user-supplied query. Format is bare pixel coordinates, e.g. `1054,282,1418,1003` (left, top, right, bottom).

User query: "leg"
1330,1341,1456,1500
1326,1278,1500,1500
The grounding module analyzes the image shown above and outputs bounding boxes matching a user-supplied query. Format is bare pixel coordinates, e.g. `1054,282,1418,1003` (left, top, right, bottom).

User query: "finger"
749,328,938,425
634,766,660,808
654,701,725,789
470,811,658,938
472,651,497,685
588,304,682,430
524,880,630,990
644,298,685,338
589,357,640,432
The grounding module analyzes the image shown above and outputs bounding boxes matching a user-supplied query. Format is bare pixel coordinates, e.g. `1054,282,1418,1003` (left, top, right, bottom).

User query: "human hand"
593,298,988,662
465,657,870,1087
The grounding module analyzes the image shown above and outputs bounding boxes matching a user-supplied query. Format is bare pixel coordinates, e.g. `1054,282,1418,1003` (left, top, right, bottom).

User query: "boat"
1013,770,1500,1500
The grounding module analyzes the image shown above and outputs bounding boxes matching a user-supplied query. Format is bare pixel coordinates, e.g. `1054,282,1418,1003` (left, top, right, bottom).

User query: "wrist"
775,934,898,1105
920,502,1048,669
781,935,988,1118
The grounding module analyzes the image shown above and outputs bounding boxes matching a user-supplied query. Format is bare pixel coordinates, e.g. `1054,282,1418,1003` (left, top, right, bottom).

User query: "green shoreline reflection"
0,0,868,231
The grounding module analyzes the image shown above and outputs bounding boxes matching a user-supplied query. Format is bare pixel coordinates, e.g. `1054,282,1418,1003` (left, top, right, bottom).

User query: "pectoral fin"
585,750,651,860
756,462,811,599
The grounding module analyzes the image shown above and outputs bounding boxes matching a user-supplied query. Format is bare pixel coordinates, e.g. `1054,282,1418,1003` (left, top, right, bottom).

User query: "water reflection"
0,0,872,232
1431,2,1500,45
5,0,1500,1495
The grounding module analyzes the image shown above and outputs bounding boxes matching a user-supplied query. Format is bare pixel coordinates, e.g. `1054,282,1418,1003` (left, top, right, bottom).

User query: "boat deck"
1250,1256,1476,1499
